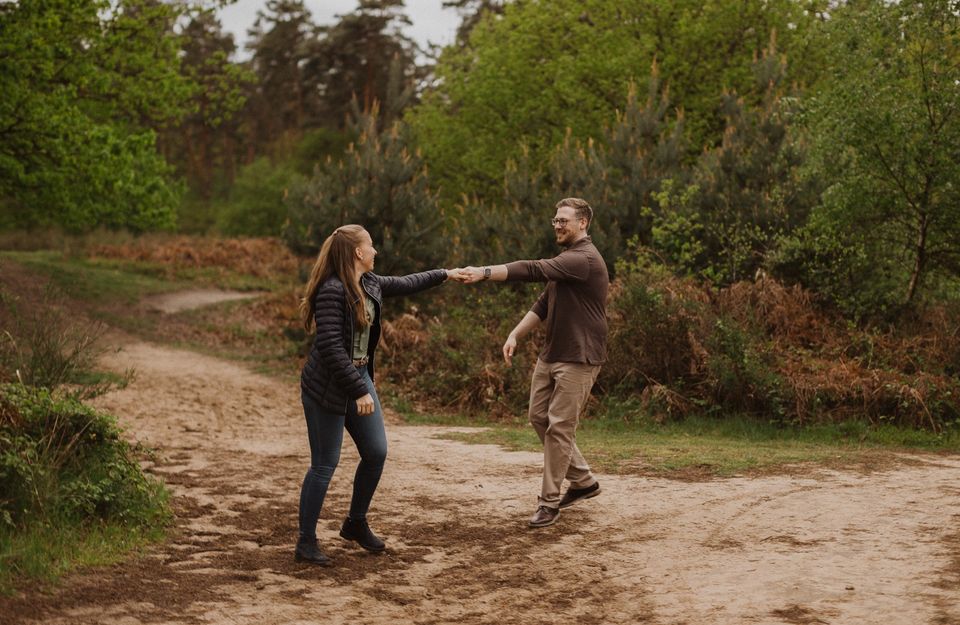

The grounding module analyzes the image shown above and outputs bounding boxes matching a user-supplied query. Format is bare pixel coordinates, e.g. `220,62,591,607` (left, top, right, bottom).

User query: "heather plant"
602,244,709,395
378,284,544,419
0,284,130,400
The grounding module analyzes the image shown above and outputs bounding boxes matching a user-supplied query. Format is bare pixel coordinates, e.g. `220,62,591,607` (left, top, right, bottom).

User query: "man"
463,197,608,528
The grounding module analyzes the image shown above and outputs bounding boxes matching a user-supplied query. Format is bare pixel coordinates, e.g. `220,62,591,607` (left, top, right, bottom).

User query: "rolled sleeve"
531,288,549,319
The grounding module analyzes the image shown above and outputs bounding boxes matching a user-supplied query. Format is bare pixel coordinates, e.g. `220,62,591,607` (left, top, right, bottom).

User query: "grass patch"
0,385,171,595
1,251,299,356
2,251,186,306
427,412,960,478
1,251,280,305
0,518,166,595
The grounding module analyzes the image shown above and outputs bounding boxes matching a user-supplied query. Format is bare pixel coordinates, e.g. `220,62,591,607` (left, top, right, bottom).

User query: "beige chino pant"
528,358,601,509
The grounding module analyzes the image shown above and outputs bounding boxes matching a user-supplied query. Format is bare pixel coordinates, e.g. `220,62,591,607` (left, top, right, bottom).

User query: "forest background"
6,0,960,601
2,0,960,431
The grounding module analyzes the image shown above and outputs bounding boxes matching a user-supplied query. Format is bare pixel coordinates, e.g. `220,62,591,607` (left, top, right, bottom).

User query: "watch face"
484,267,491,278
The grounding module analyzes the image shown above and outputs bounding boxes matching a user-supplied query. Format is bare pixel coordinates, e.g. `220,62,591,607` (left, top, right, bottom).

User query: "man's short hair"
556,197,593,227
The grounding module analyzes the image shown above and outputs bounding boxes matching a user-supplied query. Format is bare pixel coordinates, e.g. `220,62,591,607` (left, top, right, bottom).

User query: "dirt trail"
5,338,960,625
142,289,264,314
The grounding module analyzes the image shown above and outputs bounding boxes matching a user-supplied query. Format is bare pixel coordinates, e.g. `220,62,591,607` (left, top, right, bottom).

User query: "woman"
295,224,462,566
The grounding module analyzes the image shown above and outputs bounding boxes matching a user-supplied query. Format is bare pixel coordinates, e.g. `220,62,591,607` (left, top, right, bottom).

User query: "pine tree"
686,33,815,283
489,66,686,267
244,0,315,157
160,11,252,202
285,103,447,274
303,0,421,130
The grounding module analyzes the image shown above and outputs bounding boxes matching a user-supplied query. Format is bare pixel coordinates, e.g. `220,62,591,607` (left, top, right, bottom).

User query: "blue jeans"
297,368,387,542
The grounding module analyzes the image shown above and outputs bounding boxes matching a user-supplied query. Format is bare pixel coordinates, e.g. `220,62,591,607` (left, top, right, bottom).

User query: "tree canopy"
407,0,826,203
794,0,960,314
0,0,197,232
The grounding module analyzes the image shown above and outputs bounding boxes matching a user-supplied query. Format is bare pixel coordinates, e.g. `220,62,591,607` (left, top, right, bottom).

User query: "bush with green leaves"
602,246,708,395
704,317,789,422
767,222,905,321
215,156,305,237
0,0,194,233
799,0,960,313
0,384,168,529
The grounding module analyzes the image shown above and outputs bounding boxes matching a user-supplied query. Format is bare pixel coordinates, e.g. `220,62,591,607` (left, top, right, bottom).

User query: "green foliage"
705,317,787,420
160,10,253,203
458,70,687,267
800,0,960,313
284,107,448,274
646,180,707,273
0,384,165,527
690,46,815,283
293,128,355,174
0,0,196,232
409,0,824,204
546,71,688,264
768,222,903,321
604,245,706,390
305,0,421,127
216,157,306,237
454,52,811,281
641,43,816,285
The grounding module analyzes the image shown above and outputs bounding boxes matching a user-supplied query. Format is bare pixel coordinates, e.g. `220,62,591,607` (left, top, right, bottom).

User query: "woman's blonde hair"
300,224,371,332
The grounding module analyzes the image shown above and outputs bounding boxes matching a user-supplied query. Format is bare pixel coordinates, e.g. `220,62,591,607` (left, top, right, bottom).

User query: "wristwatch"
483,267,492,281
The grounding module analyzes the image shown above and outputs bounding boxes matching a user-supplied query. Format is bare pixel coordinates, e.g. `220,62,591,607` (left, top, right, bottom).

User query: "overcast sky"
217,0,463,58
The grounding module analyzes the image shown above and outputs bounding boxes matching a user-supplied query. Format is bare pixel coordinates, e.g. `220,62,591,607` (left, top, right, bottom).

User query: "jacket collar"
563,235,592,250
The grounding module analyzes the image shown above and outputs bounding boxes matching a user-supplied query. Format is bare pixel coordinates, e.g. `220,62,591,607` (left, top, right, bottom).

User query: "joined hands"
446,267,486,283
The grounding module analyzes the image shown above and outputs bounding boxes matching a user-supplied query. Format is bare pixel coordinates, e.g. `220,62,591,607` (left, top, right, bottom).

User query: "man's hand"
356,393,375,416
502,334,518,365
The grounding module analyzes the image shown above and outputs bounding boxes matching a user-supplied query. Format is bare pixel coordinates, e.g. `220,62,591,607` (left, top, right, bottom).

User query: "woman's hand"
445,268,469,282
356,393,375,416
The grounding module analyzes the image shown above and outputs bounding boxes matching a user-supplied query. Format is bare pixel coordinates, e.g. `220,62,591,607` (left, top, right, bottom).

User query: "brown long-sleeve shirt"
504,236,609,365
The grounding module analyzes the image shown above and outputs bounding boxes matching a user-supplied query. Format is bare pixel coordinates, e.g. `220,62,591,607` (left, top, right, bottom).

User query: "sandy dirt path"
4,338,960,625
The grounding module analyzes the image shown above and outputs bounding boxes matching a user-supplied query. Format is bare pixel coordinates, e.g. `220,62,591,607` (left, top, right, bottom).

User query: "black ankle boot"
339,517,385,552
294,538,332,566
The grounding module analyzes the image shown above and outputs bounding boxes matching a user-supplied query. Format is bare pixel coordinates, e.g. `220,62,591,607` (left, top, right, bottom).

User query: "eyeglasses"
551,217,582,227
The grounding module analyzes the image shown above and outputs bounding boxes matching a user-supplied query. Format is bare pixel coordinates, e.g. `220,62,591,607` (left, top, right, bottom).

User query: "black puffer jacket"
301,269,447,414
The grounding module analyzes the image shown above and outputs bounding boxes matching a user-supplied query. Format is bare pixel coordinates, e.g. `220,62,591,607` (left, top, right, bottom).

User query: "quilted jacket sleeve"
374,269,448,298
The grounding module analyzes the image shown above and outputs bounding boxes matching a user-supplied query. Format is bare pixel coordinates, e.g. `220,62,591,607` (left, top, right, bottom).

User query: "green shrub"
216,156,305,237
602,251,708,393
768,224,905,322
0,384,168,529
705,317,789,421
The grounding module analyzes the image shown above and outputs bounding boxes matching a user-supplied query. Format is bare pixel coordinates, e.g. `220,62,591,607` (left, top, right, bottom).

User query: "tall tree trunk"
906,211,929,305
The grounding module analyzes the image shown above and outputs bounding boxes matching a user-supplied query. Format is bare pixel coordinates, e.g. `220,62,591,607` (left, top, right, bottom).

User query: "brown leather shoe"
528,505,559,528
559,481,601,509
